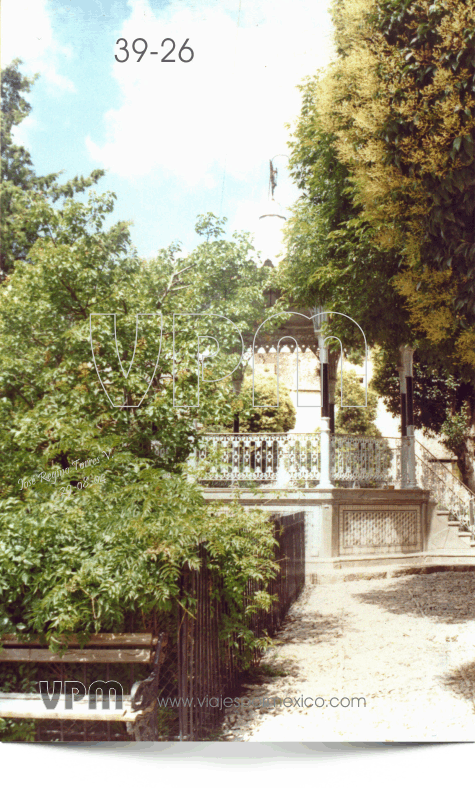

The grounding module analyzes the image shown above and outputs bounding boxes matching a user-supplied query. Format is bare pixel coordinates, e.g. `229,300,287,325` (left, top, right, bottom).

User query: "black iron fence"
171,511,306,740
4,511,305,742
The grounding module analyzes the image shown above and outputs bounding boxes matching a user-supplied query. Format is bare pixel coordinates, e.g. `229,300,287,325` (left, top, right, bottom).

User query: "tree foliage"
316,0,475,361
205,370,296,433
238,371,296,433
0,471,277,643
279,77,410,352
0,60,106,279
335,369,382,437
0,65,281,676
371,347,475,482
280,0,475,486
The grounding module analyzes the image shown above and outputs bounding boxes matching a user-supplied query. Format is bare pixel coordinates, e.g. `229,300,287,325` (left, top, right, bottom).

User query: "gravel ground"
221,571,475,742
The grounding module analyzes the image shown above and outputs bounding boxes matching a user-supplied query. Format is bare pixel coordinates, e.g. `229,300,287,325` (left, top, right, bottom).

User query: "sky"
1,0,402,437
1,0,334,260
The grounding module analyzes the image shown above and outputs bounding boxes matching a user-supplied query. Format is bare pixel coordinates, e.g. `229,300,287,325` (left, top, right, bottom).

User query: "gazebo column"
399,345,417,489
230,370,245,485
232,369,244,434
317,336,333,489
328,350,340,436
398,365,407,487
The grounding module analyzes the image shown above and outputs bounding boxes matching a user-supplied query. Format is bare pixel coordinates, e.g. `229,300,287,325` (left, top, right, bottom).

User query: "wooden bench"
0,632,167,741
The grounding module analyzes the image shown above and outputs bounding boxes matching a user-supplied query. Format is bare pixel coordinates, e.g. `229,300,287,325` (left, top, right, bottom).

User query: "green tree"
238,371,296,433
280,77,410,351
314,0,475,360
239,372,296,433
0,67,283,742
0,199,279,496
335,369,382,437
204,370,296,433
1,60,105,279
279,0,475,487
0,63,287,515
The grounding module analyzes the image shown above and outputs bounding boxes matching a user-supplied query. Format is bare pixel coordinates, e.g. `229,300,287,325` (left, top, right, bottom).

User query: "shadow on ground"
354,571,475,624
249,589,344,681
275,610,344,645
442,660,475,708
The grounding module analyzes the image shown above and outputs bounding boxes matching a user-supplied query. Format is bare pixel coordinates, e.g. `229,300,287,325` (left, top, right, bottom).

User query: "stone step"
308,552,475,577
310,558,475,584
437,515,475,550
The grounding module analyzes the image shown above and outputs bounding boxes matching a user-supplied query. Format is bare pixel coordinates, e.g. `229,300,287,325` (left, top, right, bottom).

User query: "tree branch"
156,262,198,308
57,275,88,318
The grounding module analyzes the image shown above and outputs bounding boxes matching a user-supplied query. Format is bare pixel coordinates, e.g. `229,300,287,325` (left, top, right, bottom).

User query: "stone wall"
202,487,430,576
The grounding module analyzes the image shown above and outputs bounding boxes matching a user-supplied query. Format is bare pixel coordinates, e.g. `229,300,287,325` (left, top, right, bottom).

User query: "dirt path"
221,571,475,741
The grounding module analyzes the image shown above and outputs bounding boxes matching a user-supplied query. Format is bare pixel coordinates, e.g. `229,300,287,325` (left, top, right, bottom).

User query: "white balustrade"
195,433,321,486
331,435,401,487
157,433,450,495
185,433,475,537
195,433,403,488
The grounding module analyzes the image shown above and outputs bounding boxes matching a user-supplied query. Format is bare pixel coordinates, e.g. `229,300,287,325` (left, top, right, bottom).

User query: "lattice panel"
340,506,421,554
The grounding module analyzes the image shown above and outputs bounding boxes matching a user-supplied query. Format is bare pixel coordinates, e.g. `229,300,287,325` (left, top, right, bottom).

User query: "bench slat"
0,648,152,663
0,694,140,722
1,633,155,648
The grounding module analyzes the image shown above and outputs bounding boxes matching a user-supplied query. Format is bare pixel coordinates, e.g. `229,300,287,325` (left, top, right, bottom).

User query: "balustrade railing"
190,433,475,536
195,433,321,486
195,433,403,488
331,435,402,487
415,441,475,536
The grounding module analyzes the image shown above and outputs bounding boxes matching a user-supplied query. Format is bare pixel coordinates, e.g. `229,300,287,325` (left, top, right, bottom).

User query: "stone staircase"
415,439,475,553
428,508,475,554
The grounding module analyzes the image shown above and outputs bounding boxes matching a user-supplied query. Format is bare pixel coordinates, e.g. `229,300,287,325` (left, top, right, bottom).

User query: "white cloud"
1,0,75,92
86,0,333,185
10,113,38,148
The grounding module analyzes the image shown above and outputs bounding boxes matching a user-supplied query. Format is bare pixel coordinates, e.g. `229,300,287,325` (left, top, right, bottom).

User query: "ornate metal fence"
196,432,402,488
196,433,320,486
415,441,475,536
331,435,402,487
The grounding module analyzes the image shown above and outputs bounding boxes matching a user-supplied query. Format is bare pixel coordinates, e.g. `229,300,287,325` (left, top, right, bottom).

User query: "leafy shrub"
0,465,277,647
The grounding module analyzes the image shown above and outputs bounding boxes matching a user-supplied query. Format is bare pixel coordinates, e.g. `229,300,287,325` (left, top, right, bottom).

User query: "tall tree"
0,63,277,497
0,60,105,279
280,0,475,486
280,84,409,351
0,201,276,497
315,0,475,359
